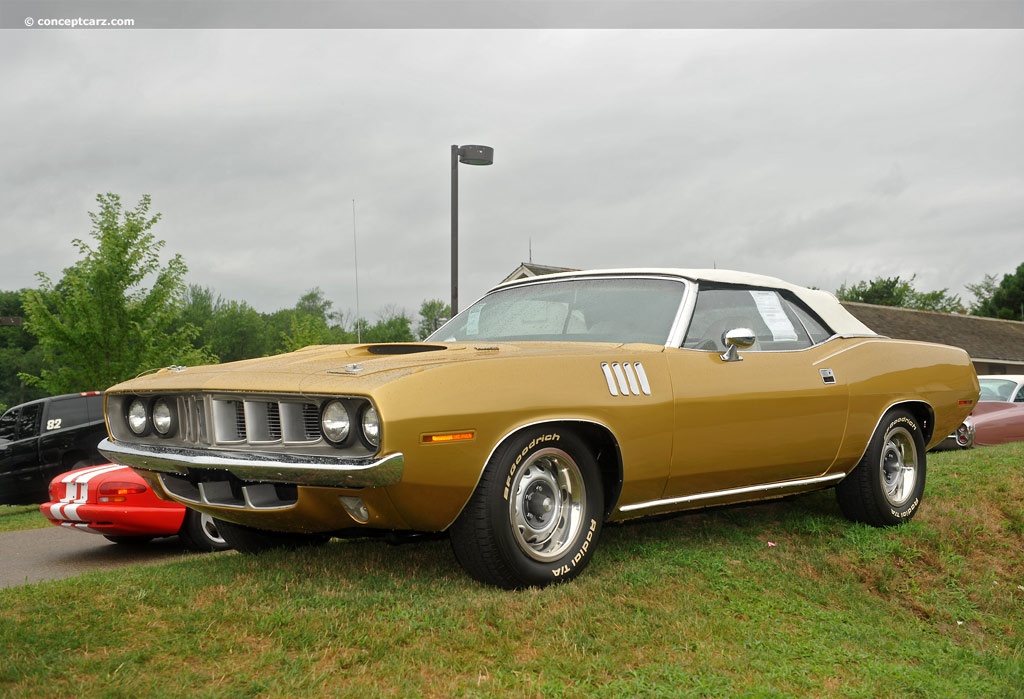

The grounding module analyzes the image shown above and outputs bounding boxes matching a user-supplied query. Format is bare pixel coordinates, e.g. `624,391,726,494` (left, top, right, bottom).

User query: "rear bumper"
40,501,185,537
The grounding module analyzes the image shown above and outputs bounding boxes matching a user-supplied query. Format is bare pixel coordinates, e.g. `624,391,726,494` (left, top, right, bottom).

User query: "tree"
180,284,271,362
965,273,999,315
417,298,451,339
20,193,214,394
974,263,1024,321
835,275,964,313
0,290,45,410
363,306,415,343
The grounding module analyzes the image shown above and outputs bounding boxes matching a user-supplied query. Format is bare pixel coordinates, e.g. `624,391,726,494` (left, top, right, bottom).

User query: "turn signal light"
422,431,475,444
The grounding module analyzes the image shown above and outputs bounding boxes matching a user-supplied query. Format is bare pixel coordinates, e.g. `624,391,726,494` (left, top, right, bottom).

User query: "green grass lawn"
0,504,48,533
2,444,1022,698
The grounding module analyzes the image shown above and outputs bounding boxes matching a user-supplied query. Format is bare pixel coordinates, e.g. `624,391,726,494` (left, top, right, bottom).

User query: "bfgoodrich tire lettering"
836,408,926,527
449,427,604,589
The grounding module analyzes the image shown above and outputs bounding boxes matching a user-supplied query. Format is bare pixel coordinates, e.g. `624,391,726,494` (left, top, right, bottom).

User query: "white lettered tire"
836,408,926,526
449,427,604,589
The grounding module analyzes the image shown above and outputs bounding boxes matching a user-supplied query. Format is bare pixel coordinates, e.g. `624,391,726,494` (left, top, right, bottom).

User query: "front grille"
107,392,377,457
214,397,323,446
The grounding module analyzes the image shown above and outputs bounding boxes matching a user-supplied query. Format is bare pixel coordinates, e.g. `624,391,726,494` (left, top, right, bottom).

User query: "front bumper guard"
98,438,404,489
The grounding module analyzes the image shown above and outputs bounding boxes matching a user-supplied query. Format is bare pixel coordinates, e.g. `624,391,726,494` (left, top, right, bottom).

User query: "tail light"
98,481,148,503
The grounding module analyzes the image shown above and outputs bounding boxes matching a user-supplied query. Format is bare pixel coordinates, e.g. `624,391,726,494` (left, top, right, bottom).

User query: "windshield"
979,378,1020,402
427,277,687,344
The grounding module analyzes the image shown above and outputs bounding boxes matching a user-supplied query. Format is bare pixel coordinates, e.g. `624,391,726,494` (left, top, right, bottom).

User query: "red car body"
41,463,229,551
971,402,1024,446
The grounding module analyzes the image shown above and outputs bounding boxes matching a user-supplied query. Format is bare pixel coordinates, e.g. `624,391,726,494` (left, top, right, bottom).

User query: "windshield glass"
979,378,1020,402
427,277,687,344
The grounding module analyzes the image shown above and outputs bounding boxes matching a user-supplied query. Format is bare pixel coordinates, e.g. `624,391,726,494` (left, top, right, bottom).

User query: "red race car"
41,463,230,552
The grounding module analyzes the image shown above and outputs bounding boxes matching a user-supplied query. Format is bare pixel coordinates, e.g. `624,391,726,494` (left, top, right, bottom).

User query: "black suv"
0,392,107,505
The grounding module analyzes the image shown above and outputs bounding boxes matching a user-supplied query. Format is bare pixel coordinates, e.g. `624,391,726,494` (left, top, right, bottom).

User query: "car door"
664,284,850,497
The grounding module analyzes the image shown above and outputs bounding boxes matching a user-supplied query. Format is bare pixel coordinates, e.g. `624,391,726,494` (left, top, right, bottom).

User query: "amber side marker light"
422,431,475,444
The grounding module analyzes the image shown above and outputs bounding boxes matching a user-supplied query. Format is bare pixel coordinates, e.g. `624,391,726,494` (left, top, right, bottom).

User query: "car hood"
106,341,665,394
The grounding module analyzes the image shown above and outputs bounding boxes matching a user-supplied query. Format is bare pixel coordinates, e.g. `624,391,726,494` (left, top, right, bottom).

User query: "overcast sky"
2,13,1022,325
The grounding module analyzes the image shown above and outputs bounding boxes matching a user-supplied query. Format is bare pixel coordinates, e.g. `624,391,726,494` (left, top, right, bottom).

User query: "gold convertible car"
99,269,979,588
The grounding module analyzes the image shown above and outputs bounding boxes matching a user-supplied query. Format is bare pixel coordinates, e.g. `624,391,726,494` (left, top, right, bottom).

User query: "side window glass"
16,404,42,439
682,286,815,352
86,393,105,422
0,408,18,441
783,296,833,344
1014,387,1024,403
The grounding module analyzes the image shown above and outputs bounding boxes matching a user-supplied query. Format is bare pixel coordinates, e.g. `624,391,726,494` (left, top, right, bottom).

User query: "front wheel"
178,509,232,552
449,427,604,589
836,408,926,526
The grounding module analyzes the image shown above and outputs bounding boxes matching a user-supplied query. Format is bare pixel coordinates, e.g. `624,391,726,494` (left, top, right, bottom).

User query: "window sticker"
466,306,482,336
749,291,798,341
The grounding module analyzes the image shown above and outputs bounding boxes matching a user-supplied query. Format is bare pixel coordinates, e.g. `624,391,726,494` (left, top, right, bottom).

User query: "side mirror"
720,327,756,362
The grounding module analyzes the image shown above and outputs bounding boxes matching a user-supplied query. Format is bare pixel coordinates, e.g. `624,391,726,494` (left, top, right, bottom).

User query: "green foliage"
362,306,415,343
836,274,965,312
0,291,45,411
19,194,215,394
180,285,271,362
974,262,1024,320
417,298,451,339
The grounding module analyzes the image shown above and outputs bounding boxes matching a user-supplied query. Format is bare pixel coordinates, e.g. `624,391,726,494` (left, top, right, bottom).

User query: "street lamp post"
451,144,494,316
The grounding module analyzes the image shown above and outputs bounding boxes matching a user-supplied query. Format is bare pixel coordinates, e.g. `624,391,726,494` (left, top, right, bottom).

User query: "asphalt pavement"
0,526,195,589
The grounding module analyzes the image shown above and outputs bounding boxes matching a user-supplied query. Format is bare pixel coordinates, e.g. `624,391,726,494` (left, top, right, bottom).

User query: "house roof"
842,302,1024,365
501,262,579,283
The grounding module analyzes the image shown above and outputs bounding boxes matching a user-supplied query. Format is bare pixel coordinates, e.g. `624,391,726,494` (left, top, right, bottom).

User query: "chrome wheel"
200,513,227,546
879,425,918,507
508,447,586,563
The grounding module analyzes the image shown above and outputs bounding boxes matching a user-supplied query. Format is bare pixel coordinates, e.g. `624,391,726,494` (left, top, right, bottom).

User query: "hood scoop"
366,344,447,355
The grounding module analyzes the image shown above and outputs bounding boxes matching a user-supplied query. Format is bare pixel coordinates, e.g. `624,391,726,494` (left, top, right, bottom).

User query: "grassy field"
1,444,1022,698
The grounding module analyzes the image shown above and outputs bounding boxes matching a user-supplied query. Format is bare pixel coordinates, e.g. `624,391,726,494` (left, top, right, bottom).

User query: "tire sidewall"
485,428,603,587
872,411,926,524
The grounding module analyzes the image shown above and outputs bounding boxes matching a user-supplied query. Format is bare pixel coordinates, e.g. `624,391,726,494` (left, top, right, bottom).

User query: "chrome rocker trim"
98,438,404,488
619,472,847,514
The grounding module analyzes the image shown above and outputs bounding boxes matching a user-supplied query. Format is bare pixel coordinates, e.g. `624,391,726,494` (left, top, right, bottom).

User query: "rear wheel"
449,427,604,589
213,519,330,553
178,509,231,552
836,408,926,526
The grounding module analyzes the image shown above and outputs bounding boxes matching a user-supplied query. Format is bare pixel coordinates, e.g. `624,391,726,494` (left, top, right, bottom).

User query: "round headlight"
151,398,175,437
361,405,380,448
321,400,351,445
126,397,148,436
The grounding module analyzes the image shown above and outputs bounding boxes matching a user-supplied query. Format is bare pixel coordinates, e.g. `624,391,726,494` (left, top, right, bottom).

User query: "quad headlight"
151,397,176,436
126,397,149,436
125,396,177,438
321,400,352,445
361,405,380,448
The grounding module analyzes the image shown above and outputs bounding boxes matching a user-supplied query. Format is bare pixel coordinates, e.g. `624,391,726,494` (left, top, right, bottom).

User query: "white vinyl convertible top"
495,268,878,337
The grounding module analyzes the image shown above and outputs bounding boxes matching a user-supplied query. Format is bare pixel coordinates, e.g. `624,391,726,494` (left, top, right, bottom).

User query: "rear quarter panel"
820,338,978,465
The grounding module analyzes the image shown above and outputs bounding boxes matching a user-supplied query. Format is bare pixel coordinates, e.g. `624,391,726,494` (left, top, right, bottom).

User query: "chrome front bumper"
98,438,404,488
